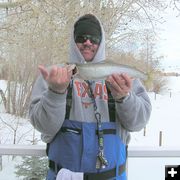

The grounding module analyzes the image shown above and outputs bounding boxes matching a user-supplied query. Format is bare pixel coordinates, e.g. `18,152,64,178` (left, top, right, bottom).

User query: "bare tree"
0,115,33,144
0,0,178,118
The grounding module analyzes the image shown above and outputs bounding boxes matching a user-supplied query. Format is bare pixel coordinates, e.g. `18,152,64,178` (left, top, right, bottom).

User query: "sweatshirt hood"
69,14,105,64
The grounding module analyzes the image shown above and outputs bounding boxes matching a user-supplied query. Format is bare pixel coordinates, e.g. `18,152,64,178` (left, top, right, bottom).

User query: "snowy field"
0,76,180,147
129,76,180,147
128,76,180,180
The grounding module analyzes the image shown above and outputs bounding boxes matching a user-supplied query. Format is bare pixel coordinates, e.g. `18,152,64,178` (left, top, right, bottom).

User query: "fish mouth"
71,65,78,75
66,64,78,77
66,63,85,79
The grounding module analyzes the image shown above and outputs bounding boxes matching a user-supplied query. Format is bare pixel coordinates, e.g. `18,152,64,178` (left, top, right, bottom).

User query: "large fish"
69,61,147,80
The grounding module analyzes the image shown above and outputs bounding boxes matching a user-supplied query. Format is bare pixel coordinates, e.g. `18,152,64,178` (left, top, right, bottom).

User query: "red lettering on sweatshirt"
103,85,108,100
74,80,108,101
94,83,102,99
74,81,81,96
81,82,89,97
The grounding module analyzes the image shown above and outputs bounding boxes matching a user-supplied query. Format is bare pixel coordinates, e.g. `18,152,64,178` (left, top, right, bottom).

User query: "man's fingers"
49,66,72,83
106,73,131,96
107,74,122,92
121,73,132,88
49,66,58,79
38,65,49,80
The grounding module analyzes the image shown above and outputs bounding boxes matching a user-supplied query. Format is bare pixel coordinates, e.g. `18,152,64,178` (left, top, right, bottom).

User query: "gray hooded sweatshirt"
29,15,152,145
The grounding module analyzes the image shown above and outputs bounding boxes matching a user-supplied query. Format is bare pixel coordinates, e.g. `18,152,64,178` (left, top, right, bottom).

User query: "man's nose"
83,39,92,45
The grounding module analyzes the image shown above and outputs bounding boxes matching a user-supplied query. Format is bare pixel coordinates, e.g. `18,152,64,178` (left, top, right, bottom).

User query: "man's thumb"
38,65,49,80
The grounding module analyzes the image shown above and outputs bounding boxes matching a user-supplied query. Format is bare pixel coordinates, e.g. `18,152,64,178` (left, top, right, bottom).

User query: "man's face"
75,35,100,62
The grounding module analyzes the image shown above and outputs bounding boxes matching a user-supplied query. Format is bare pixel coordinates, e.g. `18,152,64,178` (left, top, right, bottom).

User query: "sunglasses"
75,35,101,45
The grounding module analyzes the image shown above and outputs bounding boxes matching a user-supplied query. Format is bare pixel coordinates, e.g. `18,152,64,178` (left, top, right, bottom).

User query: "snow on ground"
0,80,43,145
0,77,179,147
1,77,180,147
0,113,43,146
0,156,22,180
129,76,180,147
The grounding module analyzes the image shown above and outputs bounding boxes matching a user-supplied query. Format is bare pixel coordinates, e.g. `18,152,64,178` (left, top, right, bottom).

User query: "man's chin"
82,54,94,62
84,58,93,62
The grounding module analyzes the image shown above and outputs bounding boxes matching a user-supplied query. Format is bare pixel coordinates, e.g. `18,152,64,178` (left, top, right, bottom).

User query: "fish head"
68,64,84,80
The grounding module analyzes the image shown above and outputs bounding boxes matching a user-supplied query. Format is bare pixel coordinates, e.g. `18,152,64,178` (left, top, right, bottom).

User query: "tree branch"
0,0,31,9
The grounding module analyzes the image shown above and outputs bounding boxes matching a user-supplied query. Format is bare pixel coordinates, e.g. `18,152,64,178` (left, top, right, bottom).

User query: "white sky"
158,7,180,69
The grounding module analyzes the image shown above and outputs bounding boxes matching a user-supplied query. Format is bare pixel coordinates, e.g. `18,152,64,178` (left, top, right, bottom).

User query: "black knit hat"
74,14,102,39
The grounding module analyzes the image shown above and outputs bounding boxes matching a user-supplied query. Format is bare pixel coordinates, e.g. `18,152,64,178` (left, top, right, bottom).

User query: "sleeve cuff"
116,93,130,103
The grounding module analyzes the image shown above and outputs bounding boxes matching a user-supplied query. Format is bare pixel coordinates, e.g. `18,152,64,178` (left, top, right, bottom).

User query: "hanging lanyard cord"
85,80,108,169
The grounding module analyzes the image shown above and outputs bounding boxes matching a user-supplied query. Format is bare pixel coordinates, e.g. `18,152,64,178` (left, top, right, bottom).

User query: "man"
29,14,152,180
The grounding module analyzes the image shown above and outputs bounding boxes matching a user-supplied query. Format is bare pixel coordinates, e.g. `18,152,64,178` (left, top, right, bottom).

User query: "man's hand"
106,73,132,100
38,65,73,94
